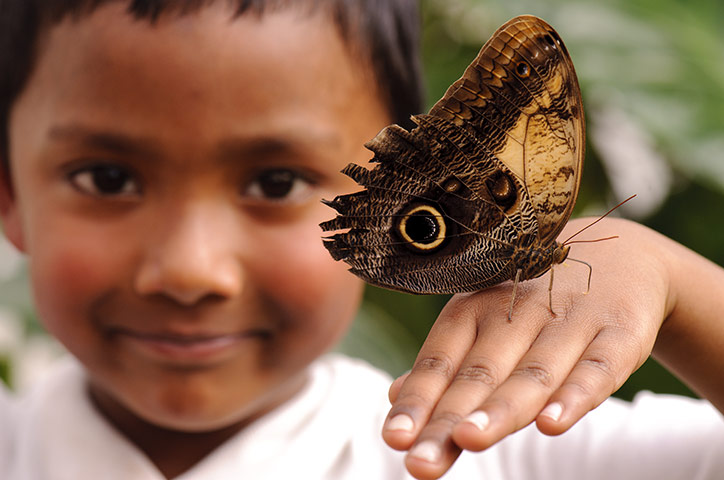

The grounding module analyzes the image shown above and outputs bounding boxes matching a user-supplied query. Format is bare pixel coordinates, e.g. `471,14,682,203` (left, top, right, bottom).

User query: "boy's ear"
0,165,25,253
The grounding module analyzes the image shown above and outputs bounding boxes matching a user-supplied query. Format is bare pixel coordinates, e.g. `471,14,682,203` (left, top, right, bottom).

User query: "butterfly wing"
321,15,584,294
429,15,585,244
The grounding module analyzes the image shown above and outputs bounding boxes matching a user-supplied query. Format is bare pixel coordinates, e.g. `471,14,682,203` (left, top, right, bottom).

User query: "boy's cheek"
251,221,363,344
29,235,122,343
262,225,361,305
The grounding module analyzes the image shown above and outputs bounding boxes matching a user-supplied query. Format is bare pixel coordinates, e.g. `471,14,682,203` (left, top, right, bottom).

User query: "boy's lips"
107,327,271,365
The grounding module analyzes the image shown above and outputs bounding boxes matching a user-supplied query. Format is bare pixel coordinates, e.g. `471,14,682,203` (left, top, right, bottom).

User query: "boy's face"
1,3,389,430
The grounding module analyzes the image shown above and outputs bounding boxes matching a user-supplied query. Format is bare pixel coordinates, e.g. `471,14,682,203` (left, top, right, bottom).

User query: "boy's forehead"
46,2,371,76
54,5,371,99
37,0,392,114
13,1,388,167
38,2,372,97
44,0,354,52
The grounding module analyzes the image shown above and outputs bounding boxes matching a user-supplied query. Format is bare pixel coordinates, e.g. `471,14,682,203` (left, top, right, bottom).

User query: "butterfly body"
321,15,584,298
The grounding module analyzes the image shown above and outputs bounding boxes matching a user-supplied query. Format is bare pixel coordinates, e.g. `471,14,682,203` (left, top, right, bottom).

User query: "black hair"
0,0,423,171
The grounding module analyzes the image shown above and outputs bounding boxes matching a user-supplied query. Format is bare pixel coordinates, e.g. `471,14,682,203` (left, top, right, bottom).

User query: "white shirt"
1,354,723,479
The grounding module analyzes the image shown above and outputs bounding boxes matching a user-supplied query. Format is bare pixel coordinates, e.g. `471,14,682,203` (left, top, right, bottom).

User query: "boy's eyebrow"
47,124,158,155
46,123,341,163
216,131,340,160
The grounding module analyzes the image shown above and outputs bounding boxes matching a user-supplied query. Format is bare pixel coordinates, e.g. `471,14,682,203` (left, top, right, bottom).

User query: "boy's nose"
133,205,242,306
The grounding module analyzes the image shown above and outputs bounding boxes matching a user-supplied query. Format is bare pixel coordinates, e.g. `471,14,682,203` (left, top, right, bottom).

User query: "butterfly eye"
397,204,447,252
487,172,517,210
515,62,530,78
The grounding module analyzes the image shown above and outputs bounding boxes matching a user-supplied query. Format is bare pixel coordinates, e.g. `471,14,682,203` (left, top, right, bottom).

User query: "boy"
0,1,723,479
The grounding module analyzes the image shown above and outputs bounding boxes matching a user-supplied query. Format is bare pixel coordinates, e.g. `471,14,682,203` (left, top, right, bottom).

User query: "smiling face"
1,3,389,431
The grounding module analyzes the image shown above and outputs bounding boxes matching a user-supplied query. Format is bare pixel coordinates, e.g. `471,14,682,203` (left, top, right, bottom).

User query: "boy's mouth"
107,328,271,365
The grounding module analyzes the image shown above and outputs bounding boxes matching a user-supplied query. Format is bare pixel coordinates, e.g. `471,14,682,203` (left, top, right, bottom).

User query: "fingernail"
540,402,563,422
462,410,490,431
386,413,414,433
409,440,441,463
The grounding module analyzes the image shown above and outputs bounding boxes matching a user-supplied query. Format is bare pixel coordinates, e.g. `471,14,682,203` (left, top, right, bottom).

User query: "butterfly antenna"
564,236,619,245
561,194,636,246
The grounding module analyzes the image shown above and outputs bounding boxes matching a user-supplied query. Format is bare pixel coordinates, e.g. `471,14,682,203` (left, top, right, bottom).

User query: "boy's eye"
68,165,139,196
245,168,313,202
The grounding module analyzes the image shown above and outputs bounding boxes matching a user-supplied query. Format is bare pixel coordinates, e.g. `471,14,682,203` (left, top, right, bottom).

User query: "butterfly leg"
567,257,593,293
508,269,522,321
548,266,556,315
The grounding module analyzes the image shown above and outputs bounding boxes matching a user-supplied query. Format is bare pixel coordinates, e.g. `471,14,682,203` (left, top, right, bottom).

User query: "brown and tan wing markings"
516,17,584,243
412,115,538,234
438,15,583,244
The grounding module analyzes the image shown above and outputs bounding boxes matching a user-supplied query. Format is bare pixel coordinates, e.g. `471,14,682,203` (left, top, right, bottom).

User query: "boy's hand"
381,217,678,480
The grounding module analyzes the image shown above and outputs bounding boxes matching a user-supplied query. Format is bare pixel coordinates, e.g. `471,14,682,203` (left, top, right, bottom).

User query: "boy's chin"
133,399,258,433
88,368,309,433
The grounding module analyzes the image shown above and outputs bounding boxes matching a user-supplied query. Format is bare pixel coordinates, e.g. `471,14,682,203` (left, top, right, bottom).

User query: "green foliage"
0,355,10,387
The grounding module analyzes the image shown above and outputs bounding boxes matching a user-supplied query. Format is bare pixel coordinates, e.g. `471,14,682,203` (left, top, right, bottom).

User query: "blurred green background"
2,0,724,401
339,0,724,401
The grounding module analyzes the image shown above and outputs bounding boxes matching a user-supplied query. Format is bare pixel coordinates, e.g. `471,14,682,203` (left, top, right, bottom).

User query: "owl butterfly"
321,15,585,319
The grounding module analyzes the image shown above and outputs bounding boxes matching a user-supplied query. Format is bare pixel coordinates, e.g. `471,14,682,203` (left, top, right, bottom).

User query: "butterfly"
320,15,585,318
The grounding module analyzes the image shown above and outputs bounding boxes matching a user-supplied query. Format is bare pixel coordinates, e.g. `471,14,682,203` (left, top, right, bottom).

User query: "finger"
450,314,595,451
535,324,648,435
388,371,411,404
403,291,553,478
382,294,481,451
405,439,462,480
